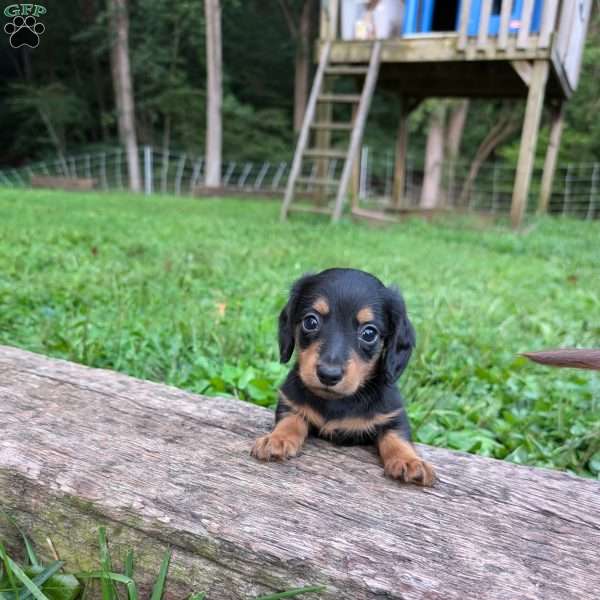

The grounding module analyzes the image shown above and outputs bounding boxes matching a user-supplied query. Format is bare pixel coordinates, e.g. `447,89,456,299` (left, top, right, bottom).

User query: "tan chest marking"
279,391,399,436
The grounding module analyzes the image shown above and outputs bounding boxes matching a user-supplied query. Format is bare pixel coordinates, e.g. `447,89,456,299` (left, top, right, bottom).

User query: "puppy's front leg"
251,412,308,461
377,429,436,486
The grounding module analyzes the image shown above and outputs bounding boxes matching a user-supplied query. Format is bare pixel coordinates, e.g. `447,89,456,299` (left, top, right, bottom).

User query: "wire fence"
1,146,598,220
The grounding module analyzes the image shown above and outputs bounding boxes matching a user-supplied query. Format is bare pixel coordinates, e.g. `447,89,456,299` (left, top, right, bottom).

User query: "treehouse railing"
322,0,561,53
458,0,561,52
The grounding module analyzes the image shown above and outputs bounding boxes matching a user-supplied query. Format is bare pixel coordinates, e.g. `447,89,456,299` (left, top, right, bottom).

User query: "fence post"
384,150,392,199
307,162,317,193
190,158,203,194
175,154,187,196
405,158,414,207
223,161,235,187
85,155,92,180
115,148,123,189
144,146,153,196
562,164,572,216
492,163,499,213
100,152,108,190
587,163,598,221
238,163,253,188
272,162,287,190
254,162,270,190
161,148,170,194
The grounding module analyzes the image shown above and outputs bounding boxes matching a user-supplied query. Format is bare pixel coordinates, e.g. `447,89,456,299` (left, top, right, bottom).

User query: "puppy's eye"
359,325,379,344
302,314,320,333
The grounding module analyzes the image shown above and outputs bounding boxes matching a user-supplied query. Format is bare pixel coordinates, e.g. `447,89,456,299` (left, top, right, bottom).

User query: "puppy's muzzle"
316,363,344,386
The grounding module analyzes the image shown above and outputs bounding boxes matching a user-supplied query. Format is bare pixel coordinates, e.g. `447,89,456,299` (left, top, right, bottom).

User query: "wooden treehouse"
280,0,592,227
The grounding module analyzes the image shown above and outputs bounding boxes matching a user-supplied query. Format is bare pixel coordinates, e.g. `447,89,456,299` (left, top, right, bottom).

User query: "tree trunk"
108,0,142,193
204,0,223,188
459,114,520,206
445,99,469,206
420,103,446,208
1,345,600,600
392,98,410,208
446,99,469,161
293,0,313,133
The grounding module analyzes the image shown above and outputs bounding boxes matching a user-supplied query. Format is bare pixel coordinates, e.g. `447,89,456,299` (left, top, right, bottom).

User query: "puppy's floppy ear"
383,286,416,383
278,273,314,363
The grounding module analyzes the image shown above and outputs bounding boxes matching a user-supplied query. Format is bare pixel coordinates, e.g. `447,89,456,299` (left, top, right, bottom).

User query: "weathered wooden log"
1,345,599,599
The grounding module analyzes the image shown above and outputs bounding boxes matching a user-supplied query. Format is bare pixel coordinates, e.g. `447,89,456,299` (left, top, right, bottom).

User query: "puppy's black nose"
316,363,344,386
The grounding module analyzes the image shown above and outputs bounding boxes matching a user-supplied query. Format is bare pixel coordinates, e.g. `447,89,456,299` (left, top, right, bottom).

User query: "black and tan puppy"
251,268,435,486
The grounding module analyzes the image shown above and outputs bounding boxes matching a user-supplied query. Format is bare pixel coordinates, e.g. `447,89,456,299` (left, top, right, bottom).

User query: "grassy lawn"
1,188,599,477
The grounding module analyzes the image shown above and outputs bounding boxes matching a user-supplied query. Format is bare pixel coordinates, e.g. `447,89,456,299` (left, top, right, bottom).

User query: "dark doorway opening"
431,0,460,32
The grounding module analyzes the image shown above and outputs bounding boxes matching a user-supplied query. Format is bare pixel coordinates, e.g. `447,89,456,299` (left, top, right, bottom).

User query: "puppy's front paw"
251,434,300,461
384,457,436,487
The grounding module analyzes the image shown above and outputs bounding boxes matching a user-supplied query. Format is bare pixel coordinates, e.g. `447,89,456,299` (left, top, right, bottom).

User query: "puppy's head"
278,268,415,398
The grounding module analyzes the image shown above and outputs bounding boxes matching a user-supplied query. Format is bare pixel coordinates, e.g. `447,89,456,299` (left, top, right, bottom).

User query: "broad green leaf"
0,549,49,600
589,451,600,475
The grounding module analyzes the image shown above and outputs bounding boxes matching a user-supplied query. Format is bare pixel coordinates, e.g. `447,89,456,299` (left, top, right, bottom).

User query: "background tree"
0,1,598,180
108,0,141,192
277,0,316,133
420,101,447,208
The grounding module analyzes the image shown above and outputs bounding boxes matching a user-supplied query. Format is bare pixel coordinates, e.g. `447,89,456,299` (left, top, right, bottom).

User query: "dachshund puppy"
251,268,435,486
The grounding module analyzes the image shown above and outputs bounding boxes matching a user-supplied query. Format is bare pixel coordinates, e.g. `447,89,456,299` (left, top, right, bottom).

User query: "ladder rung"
296,177,339,187
311,122,353,131
304,149,348,160
318,94,362,104
288,205,332,216
325,66,369,76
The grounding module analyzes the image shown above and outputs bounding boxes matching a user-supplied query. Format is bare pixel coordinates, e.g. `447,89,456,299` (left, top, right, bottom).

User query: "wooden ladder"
280,40,382,222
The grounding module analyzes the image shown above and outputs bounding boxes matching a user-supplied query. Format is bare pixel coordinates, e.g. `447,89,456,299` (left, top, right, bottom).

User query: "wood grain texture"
1,345,599,599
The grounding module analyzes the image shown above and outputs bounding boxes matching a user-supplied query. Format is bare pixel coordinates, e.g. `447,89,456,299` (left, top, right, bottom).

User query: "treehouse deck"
323,35,567,99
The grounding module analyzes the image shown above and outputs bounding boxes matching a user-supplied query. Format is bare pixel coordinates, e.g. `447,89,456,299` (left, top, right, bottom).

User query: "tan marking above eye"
356,307,374,324
312,297,330,315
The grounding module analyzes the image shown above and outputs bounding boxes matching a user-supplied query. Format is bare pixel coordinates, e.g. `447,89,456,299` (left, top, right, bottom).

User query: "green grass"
0,518,324,599
0,188,599,476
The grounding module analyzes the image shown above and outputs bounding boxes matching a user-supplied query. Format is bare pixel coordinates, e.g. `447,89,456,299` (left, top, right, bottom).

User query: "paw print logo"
4,15,45,48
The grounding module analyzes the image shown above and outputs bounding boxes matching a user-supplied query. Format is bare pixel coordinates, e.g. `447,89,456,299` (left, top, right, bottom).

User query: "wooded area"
1,0,599,184
1,345,599,599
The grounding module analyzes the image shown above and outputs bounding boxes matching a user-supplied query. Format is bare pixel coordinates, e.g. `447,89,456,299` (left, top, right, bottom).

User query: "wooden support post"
538,102,565,215
393,98,410,209
510,60,549,229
